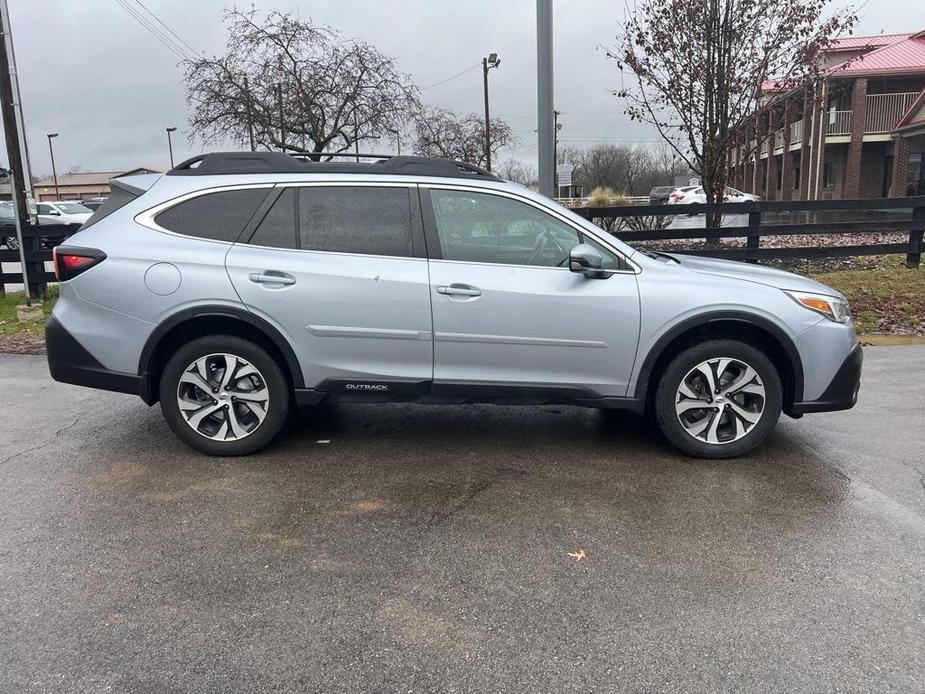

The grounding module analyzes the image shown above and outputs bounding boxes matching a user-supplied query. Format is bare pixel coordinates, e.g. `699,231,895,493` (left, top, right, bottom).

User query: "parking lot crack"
0,417,80,469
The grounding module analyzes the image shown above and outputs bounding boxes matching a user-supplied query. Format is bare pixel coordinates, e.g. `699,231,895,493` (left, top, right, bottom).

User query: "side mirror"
569,243,611,279
49,209,61,216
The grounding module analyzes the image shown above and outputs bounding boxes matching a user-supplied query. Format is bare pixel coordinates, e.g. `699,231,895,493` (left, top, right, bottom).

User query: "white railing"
865,92,919,133
790,120,803,144
760,137,770,155
774,129,785,150
826,110,852,135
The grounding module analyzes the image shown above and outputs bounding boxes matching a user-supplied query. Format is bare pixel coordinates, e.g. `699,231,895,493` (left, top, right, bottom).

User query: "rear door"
422,185,640,398
226,182,434,393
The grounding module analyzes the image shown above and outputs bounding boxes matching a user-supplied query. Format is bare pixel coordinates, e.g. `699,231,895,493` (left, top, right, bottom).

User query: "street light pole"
46,133,59,200
482,52,500,171
536,0,555,198
166,127,177,168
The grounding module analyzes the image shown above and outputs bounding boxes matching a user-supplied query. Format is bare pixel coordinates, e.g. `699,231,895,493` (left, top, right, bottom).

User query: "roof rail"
167,151,501,181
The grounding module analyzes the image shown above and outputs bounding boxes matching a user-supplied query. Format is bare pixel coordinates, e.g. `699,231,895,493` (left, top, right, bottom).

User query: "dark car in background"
649,186,675,205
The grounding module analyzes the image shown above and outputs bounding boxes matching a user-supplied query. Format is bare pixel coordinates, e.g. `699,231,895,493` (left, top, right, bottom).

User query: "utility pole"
243,76,255,151
277,83,285,152
46,132,59,199
482,53,500,171
165,127,176,168
0,0,36,301
536,0,555,198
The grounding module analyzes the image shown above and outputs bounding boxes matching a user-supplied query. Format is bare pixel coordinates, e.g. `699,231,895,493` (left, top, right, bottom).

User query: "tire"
159,335,289,456
4,235,18,250
654,339,782,459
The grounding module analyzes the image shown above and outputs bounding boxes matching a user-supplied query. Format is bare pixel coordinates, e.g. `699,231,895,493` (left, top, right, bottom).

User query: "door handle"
249,272,296,286
437,284,481,297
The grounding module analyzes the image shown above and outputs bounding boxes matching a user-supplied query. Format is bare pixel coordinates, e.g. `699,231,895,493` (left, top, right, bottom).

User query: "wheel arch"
138,305,304,405
633,311,804,413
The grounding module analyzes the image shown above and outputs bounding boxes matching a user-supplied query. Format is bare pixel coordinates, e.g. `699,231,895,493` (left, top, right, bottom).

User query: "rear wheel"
654,339,782,458
4,235,18,250
159,335,289,456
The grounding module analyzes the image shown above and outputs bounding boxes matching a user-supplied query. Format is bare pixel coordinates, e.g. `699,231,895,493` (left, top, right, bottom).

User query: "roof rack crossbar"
167,151,501,181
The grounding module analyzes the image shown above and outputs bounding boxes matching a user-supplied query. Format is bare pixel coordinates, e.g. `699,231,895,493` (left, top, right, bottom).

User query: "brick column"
780,99,795,200
766,108,781,200
844,77,868,198
891,135,910,197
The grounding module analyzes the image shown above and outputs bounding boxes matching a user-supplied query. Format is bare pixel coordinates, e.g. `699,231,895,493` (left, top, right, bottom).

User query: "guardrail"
573,195,925,267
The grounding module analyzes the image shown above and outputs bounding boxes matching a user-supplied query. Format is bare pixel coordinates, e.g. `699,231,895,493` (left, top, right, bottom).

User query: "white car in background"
668,186,761,205
36,201,93,224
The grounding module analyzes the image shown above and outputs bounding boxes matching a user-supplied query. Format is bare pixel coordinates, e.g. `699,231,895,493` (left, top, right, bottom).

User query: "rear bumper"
788,343,862,415
46,315,143,398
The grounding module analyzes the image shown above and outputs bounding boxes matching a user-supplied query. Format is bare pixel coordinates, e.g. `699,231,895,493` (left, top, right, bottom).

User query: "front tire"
654,339,782,458
4,235,18,250
159,335,289,456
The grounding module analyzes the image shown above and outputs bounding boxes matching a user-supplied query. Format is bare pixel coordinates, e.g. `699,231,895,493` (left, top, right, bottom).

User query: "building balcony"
826,110,853,136
865,92,919,133
790,120,802,145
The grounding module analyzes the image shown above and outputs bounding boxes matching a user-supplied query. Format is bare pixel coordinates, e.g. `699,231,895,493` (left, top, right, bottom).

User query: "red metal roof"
833,32,925,74
829,33,910,50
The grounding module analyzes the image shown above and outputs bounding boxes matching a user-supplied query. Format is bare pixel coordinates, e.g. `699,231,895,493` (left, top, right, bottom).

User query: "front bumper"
46,315,143,397
789,343,862,415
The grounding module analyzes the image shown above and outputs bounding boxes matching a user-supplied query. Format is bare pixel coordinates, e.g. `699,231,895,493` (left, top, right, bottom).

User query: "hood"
670,253,844,297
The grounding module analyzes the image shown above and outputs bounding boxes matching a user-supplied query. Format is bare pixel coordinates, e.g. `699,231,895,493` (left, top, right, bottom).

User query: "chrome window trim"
134,183,275,244
421,183,642,275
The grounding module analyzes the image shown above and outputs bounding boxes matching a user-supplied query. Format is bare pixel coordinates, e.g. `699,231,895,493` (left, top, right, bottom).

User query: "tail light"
53,246,106,281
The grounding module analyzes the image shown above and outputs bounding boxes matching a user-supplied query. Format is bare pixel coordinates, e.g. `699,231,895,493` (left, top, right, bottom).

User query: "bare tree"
183,9,420,157
412,107,515,167
611,0,857,209
497,158,538,188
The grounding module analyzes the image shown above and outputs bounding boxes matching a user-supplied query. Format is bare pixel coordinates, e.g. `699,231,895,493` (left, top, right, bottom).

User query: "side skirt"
294,379,645,412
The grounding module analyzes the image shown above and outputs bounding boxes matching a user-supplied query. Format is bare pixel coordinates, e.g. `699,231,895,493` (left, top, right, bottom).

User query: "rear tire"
159,335,289,456
4,235,18,250
654,339,782,459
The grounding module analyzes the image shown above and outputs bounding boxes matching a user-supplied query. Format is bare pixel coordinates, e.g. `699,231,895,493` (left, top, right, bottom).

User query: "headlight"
785,291,851,323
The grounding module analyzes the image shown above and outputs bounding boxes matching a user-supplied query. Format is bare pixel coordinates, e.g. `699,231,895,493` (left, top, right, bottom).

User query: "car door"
422,185,641,399
226,183,434,393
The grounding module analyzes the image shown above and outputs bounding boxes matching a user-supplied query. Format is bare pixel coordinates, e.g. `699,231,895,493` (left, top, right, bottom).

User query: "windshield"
55,202,92,214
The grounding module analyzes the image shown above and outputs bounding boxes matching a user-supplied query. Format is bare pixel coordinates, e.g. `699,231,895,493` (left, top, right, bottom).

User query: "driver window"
429,189,580,267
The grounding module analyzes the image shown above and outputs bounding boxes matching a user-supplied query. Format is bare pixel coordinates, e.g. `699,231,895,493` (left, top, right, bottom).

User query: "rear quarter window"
154,188,271,242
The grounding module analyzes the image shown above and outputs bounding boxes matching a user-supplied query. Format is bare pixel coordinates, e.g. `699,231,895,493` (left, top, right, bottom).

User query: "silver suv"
46,152,861,458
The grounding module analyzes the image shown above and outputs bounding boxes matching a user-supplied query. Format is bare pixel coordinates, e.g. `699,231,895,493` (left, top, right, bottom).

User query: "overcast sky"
7,0,925,178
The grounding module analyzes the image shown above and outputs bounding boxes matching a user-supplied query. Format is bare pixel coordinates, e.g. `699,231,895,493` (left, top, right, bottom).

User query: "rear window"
155,188,270,242
81,183,139,229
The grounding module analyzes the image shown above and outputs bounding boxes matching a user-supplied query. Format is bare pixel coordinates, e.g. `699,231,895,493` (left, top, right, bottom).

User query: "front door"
422,186,640,399
226,183,433,392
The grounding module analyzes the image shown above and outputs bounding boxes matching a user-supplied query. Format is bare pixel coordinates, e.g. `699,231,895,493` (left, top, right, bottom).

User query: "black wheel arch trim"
138,305,305,404
631,310,805,406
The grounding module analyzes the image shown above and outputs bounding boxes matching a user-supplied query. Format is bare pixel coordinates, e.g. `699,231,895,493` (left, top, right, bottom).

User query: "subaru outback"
45,152,861,458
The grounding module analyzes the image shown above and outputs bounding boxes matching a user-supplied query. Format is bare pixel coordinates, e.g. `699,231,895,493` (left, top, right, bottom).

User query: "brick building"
731,30,925,200
32,167,163,202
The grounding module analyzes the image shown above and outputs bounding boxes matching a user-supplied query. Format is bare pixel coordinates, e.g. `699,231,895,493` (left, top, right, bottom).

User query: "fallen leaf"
567,549,586,561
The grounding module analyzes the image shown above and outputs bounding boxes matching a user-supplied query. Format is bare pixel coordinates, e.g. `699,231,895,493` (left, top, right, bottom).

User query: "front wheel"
159,335,289,456
654,339,782,458
4,235,18,250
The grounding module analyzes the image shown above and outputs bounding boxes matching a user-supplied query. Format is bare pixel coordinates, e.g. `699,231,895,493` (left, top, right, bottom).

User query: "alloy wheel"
176,353,269,441
674,357,766,445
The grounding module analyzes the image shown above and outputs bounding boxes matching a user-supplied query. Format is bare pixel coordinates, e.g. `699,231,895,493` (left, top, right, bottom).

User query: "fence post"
907,201,924,269
746,204,761,264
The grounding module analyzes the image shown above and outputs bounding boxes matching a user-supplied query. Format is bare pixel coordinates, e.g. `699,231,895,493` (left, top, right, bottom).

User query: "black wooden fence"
0,222,77,297
573,195,925,267
0,197,923,299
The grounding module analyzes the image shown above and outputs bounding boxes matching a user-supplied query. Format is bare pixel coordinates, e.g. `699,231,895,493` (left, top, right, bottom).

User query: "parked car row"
648,185,761,206
0,199,100,249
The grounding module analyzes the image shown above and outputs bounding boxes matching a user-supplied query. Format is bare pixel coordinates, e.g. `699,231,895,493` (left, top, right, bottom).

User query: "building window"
823,160,838,189
906,153,924,196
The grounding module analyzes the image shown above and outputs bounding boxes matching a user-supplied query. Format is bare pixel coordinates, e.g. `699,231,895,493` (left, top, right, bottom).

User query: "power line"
130,0,202,59
419,64,480,91
113,0,195,61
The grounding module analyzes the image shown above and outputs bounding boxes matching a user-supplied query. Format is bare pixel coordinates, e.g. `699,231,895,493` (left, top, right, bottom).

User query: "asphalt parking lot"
1,347,923,693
